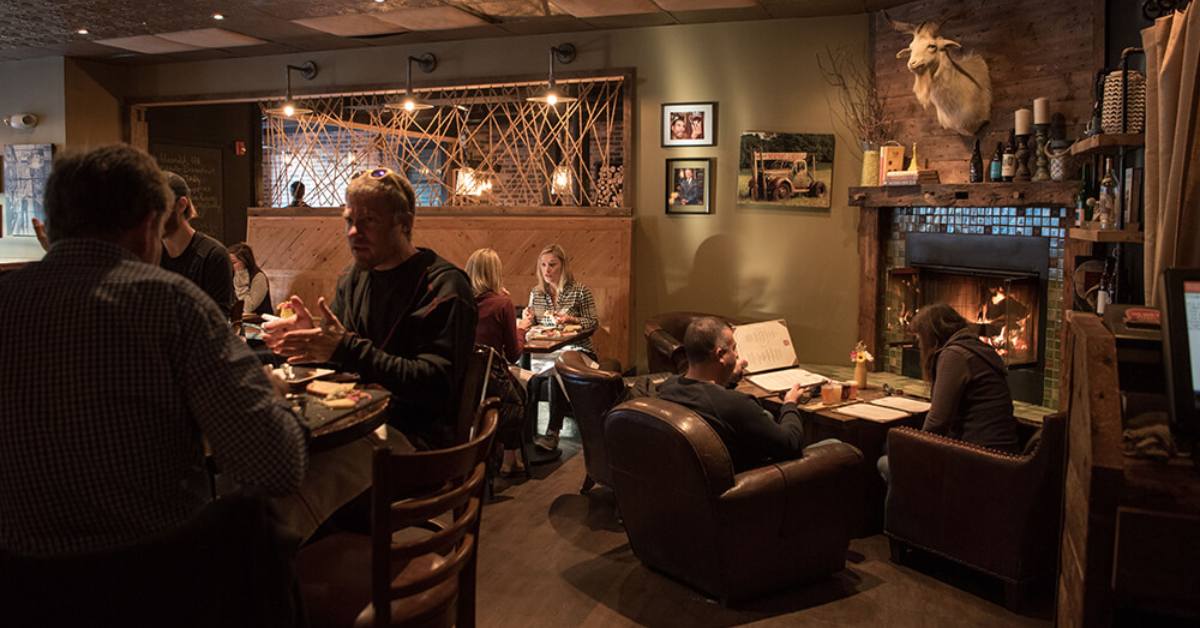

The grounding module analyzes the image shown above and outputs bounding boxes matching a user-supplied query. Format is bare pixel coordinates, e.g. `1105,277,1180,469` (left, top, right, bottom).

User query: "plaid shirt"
0,239,308,557
527,279,597,355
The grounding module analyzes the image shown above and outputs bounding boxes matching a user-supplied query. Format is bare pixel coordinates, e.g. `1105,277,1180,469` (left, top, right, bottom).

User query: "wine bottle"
1001,130,1016,182
969,139,984,183
1096,254,1115,315
989,142,1003,182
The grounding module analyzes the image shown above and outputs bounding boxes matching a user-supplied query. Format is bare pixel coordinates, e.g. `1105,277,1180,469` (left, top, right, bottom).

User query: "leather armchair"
604,398,865,605
884,412,1066,610
555,351,625,494
644,312,741,375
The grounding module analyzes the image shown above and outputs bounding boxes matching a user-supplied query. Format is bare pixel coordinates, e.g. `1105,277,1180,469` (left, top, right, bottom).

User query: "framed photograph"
662,102,717,147
2,144,53,237
666,158,714,215
737,131,834,210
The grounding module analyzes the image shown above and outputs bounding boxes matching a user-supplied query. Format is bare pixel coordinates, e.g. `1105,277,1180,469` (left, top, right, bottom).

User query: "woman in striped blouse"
521,244,599,451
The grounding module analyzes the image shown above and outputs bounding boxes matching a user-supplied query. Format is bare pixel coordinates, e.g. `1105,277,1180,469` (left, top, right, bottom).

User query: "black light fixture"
264,61,318,117
526,44,577,105
386,53,437,113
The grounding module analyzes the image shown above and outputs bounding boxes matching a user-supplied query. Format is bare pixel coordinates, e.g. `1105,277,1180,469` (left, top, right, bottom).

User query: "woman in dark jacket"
912,303,1019,452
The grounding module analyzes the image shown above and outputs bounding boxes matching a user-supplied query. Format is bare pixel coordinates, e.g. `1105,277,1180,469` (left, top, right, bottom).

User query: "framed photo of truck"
737,131,834,210
662,102,717,147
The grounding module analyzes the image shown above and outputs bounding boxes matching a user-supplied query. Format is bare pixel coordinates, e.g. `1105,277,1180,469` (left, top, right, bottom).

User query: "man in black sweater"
263,167,476,446
658,317,832,472
160,172,235,314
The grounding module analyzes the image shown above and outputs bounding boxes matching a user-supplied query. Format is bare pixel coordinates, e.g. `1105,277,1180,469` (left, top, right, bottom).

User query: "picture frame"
2,144,54,238
737,131,834,210
665,158,714,215
661,102,717,147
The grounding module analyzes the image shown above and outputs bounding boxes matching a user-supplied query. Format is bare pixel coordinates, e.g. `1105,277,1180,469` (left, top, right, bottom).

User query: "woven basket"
1101,70,1146,134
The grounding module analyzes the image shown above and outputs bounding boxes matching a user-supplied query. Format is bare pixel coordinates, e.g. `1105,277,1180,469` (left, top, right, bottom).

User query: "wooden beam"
849,182,1080,208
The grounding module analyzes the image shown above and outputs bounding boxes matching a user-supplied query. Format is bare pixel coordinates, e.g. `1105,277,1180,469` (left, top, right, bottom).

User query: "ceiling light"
375,0,385,3
76,28,89,35
212,13,224,20
527,44,578,105
264,61,319,118
551,165,574,197
385,53,436,113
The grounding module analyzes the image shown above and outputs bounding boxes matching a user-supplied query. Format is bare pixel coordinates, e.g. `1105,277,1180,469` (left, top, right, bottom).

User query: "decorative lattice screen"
261,76,626,209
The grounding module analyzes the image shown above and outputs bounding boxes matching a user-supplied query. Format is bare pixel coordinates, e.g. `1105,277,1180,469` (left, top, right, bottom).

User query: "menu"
732,319,797,374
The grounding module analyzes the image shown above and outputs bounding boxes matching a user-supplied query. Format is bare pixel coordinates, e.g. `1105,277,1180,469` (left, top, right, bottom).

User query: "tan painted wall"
0,57,64,262
122,16,870,368
64,59,124,149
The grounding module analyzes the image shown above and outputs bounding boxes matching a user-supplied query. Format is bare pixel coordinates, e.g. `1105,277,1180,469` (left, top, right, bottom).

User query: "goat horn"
882,11,917,34
930,7,969,31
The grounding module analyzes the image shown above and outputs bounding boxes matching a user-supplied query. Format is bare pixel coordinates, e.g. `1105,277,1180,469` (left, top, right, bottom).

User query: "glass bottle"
969,139,984,183
989,142,1003,182
1001,130,1016,182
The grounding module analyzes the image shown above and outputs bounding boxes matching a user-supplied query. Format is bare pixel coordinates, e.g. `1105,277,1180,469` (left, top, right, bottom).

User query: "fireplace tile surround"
880,206,1068,409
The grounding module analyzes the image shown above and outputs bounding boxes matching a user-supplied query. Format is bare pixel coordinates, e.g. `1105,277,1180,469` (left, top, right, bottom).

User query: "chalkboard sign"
152,143,224,242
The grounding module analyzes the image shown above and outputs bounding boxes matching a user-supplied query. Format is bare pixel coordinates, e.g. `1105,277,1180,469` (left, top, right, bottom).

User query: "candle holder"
1014,134,1032,182
1032,124,1051,181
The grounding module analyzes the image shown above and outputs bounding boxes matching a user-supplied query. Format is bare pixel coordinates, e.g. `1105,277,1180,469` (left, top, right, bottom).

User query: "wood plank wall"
247,211,633,366
872,0,1104,182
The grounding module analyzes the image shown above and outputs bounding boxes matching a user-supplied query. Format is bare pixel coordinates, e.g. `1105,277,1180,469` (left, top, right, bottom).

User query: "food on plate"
306,380,356,397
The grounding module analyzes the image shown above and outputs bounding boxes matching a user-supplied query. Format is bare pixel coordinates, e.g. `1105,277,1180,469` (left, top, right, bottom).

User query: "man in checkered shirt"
0,145,308,558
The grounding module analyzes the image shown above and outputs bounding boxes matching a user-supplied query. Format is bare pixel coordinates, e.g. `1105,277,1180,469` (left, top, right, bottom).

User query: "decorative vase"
854,360,869,389
861,145,880,186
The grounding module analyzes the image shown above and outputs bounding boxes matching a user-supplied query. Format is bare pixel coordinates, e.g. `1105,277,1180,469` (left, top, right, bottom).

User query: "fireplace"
886,232,1051,404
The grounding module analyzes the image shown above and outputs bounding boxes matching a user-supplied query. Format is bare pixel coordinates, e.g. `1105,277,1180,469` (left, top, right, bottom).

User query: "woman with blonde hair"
521,243,599,452
465,248,528,475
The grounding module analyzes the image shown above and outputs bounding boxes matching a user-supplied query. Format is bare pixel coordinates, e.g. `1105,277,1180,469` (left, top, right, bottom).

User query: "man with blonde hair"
264,168,476,446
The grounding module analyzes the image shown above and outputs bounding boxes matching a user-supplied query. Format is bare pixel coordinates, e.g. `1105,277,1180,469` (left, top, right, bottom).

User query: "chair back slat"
367,401,498,627
388,464,483,535
452,346,494,444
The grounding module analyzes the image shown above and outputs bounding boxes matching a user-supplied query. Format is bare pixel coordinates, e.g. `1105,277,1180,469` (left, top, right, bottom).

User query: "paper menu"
746,368,825,392
869,396,932,413
833,403,910,422
732,319,797,374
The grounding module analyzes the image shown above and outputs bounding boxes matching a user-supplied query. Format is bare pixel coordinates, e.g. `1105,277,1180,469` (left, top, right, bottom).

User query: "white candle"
1015,108,1032,135
1033,97,1050,125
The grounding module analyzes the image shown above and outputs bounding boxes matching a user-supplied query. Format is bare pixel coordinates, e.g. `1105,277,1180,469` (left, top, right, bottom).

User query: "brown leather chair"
296,399,499,628
604,398,865,605
883,412,1066,610
644,312,741,374
555,351,626,494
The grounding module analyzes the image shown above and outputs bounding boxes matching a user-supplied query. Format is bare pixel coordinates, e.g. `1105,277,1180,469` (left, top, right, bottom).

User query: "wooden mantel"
850,182,1080,209
853,182,1080,370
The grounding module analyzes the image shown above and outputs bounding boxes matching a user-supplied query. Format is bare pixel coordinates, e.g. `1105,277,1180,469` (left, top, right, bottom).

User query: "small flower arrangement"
850,340,874,364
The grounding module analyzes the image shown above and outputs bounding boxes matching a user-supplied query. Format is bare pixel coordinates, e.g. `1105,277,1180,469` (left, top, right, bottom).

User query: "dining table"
519,326,598,464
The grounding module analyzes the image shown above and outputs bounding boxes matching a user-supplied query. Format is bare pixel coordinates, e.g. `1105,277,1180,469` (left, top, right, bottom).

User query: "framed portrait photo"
661,102,717,147
666,158,714,215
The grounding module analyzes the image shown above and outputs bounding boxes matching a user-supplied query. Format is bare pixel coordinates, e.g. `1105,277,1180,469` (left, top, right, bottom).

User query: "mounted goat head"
887,11,992,137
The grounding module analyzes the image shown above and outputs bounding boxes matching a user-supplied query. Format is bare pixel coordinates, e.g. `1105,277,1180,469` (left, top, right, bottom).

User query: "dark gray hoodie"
922,327,1020,452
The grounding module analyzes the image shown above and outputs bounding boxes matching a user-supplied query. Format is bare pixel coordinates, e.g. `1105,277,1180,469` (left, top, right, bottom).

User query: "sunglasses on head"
352,167,394,180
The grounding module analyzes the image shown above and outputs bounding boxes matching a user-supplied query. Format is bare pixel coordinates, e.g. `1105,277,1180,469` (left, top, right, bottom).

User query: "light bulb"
283,103,295,117
403,99,415,112
546,93,558,106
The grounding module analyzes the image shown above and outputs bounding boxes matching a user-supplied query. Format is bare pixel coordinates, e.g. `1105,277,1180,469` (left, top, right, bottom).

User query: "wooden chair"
449,346,494,446
296,399,499,628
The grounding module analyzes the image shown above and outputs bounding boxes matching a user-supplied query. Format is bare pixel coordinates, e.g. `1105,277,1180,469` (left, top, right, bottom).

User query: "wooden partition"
247,209,634,366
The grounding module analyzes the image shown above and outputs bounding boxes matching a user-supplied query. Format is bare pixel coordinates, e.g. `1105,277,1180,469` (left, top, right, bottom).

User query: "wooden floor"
475,440,1052,628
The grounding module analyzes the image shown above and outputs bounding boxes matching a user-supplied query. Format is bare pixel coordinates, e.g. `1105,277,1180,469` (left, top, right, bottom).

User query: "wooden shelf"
1068,227,1144,243
1069,133,1144,156
849,181,1079,209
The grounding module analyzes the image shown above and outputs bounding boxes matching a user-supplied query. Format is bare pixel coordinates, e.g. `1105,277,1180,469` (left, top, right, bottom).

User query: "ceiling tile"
454,1,562,18
157,28,268,48
495,15,593,36
551,0,661,18
581,12,677,28
96,35,203,54
376,6,489,31
291,14,409,37
653,0,759,9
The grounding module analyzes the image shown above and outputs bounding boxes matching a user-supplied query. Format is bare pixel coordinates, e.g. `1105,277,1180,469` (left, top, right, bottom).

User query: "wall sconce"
385,53,437,113
264,61,319,117
454,167,493,197
526,44,577,106
551,164,573,197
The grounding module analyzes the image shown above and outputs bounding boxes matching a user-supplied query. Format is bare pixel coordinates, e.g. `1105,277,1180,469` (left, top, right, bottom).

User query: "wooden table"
302,387,391,453
520,327,597,369
737,366,927,537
